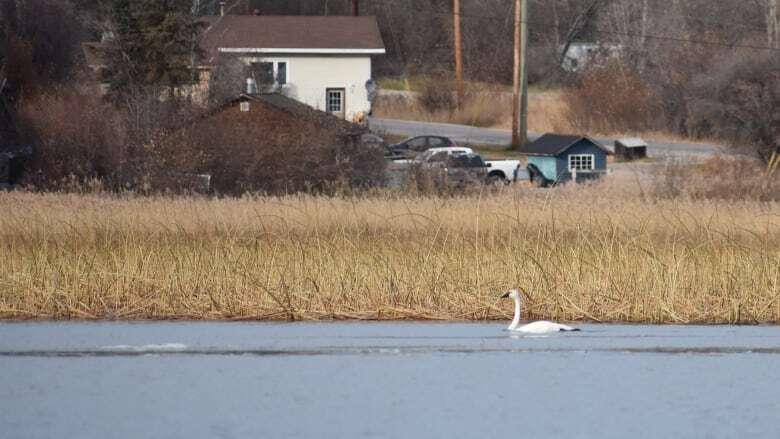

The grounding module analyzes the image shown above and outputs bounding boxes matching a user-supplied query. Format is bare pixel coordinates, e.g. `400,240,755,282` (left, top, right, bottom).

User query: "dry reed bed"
1,189,779,323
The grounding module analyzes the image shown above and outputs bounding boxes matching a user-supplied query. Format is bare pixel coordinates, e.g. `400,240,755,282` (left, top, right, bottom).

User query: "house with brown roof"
83,15,385,122
200,15,385,122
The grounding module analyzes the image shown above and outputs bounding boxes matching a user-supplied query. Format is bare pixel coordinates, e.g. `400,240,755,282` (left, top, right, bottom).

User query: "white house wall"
243,55,373,122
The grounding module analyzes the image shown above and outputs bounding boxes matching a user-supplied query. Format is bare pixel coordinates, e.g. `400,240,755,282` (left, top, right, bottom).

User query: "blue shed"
519,134,611,187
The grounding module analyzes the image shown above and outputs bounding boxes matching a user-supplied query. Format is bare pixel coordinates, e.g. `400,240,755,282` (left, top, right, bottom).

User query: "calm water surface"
1,322,780,439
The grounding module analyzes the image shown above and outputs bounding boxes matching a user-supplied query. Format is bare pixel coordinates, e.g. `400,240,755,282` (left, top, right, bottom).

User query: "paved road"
368,117,728,159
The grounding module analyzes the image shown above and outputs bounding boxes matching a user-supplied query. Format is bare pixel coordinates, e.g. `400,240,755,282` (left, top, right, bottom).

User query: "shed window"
569,154,595,171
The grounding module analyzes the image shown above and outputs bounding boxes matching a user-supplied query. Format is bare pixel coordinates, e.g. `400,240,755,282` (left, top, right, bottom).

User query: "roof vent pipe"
246,78,258,95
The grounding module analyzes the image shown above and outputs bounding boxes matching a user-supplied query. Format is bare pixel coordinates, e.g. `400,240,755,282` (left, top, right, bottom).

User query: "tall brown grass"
373,90,571,133
1,183,778,323
654,156,780,202
372,74,719,145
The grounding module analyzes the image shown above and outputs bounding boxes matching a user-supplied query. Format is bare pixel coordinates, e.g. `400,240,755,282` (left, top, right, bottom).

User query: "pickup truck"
392,147,526,185
483,158,526,184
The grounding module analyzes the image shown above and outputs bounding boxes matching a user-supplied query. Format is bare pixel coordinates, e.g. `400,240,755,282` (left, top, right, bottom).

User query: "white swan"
501,289,580,333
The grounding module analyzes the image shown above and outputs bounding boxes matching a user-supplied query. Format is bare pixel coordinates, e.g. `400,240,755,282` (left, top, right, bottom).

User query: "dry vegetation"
373,88,571,134
2,176,779,323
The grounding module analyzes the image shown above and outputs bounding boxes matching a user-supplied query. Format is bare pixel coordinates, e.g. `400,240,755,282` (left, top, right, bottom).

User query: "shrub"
562,61,662,134
687,53,780,160
19,88,129,189
417,75,456,113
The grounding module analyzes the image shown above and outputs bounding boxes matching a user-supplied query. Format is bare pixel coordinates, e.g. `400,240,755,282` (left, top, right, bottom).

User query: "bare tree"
688,52,780,161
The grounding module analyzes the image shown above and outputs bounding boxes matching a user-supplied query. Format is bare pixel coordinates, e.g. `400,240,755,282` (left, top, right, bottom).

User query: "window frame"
246,58,289,86
275,61,288,85
250,61,275,85
326,88,345,114
568,154,595,172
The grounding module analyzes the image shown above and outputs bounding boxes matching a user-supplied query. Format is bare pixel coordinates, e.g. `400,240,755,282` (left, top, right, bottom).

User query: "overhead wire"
363,0,780,52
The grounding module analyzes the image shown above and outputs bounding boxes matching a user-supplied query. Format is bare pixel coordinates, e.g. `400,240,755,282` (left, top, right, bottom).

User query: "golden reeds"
1,186,779,323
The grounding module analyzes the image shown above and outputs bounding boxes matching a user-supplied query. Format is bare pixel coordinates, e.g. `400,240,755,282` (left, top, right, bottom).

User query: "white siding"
242,55,373,121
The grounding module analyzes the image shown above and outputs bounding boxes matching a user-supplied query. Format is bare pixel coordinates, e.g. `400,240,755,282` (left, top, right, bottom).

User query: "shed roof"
237,93,361,133
82,42,108,68
615,137,648,148
200,15,386,63
519,134,611,157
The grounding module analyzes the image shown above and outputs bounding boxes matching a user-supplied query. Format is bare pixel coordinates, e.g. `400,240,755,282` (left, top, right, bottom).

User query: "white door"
326,88,346,119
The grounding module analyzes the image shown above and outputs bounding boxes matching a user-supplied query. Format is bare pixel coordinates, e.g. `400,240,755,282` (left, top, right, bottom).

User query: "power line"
363,0,780,52
581,27,780,52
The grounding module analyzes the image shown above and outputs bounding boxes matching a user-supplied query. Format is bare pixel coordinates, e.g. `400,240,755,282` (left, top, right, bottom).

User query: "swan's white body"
503,289,579,334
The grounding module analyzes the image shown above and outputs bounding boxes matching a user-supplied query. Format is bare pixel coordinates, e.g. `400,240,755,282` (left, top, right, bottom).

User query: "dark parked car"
385,135,457,159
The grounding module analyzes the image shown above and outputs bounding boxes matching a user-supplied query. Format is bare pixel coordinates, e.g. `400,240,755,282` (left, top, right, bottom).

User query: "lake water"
1,322,779,439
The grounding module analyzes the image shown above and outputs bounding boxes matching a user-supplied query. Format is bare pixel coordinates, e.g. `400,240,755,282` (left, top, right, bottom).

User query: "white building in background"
200,15,386,122
561,42,623,72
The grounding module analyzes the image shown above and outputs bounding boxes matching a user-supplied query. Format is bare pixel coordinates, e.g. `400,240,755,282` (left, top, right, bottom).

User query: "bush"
19,88,129,189
687,53,780,160
562,61,662,134
417,75,456,113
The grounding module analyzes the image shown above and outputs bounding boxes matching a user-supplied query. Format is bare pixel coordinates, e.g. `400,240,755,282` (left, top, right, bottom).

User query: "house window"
251,60,288,86
250,62,274,84
569,154,595,171
326,88,344,114
276,62,287,85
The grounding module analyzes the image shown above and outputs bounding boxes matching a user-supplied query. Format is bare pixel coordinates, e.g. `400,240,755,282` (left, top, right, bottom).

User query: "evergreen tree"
106,0,203,98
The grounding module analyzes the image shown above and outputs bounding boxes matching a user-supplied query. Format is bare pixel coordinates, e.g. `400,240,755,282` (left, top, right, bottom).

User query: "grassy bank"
373,89,570,133
373,84,719,145
1,187,779,323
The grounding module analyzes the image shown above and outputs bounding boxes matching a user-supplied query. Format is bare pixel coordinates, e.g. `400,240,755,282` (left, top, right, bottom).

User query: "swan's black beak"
500,292,510,299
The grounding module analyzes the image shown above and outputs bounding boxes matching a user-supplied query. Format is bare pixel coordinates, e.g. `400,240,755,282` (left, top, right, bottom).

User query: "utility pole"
511,0,528,148
352,0,359,17
769,0,779,49
453,0,464,108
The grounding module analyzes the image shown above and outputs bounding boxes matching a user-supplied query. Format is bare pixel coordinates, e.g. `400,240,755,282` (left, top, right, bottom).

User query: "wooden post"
511,0,519,147
352,0,359,17
454,0,464,109
519,0,528,146
769,0,779,49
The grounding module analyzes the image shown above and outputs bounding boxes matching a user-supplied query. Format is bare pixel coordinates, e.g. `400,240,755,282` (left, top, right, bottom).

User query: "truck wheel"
486,174,505,186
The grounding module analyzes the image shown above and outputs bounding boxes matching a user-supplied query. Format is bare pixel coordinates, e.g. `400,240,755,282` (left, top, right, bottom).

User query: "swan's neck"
508,296,522,330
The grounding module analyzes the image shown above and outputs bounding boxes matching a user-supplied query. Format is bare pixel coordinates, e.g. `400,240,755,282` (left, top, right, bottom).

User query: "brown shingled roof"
199,15,385,64
82,42,108,68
